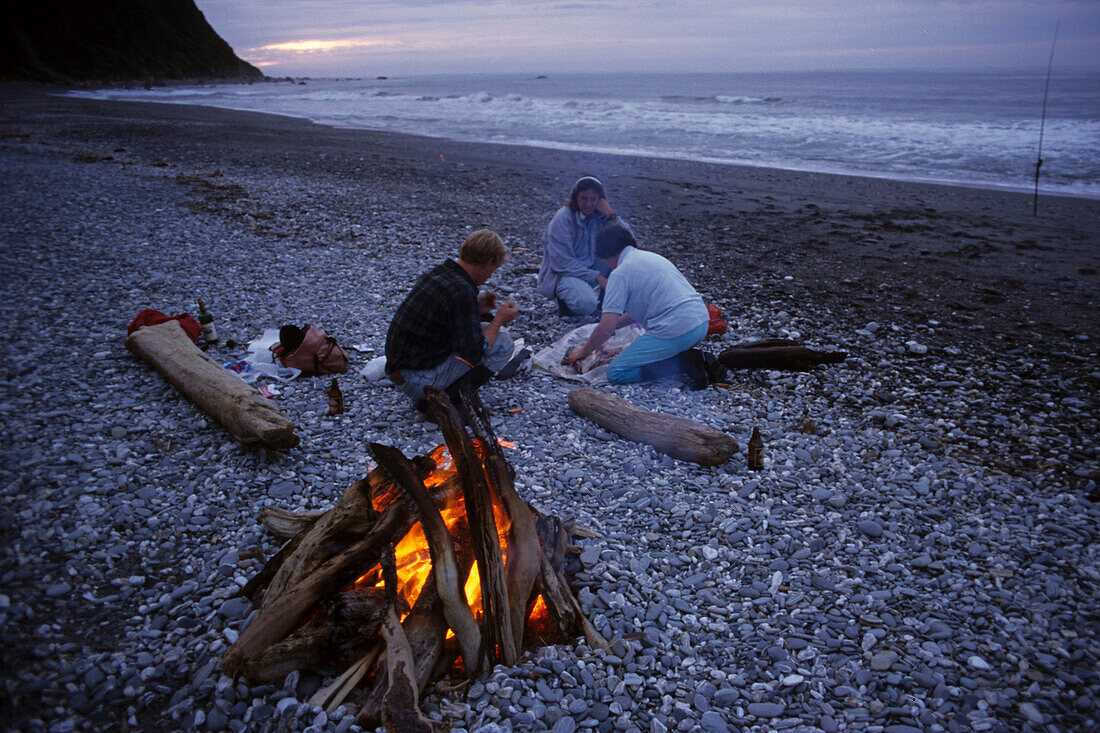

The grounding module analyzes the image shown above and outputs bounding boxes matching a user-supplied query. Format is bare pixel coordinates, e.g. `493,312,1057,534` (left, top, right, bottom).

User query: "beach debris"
718,338,848,372
568,387,737,465
125,320,299,449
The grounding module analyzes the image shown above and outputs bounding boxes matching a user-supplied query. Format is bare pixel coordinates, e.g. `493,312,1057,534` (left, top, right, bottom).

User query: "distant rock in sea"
1,0,262,83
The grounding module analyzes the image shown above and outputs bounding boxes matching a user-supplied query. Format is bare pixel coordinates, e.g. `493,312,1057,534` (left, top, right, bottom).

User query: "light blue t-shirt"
601,246,709,340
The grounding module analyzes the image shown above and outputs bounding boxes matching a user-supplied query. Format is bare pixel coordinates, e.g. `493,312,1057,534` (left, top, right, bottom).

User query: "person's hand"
596,274,608,288
595,198,614,217
494,299,518,324
478,290,498,314
566,346,587,366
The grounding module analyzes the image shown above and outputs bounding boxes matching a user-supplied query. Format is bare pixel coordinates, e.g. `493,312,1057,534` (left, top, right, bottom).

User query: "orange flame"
356,443,522,625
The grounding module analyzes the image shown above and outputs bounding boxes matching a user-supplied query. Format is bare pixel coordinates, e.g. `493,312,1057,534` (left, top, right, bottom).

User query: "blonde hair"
459,229,507,266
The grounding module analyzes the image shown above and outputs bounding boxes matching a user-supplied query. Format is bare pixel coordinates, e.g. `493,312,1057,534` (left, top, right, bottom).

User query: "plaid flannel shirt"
385,260,484,374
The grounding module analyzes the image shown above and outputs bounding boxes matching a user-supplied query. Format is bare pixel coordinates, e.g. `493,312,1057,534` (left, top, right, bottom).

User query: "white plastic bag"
360,355,389,381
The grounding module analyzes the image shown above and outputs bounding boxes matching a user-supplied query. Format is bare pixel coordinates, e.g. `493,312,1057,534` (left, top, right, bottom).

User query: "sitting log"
718,338,847,372
125,320,298,449
568,387,737,466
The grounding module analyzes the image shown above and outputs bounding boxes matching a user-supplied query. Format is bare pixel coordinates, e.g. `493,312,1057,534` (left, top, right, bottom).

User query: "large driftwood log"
718,338,847,372
125,320,299,449
568,387,737,466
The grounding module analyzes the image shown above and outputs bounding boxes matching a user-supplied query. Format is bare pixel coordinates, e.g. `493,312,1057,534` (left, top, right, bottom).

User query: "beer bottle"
747,427,764,471
327,378,344,416
196,298,218,344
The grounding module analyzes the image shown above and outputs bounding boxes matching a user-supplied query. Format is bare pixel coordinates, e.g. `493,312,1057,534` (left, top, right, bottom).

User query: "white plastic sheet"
530,324,644,384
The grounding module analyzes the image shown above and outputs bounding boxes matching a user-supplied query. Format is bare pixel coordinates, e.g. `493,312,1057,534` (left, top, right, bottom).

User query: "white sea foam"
67,71,1100,198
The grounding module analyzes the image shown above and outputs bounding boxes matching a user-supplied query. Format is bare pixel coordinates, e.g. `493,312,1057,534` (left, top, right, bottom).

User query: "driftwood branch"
568,387,737,465
259,506,326,540
426,386,518,666
359,579,447,727
125,320,298,449
718,338,847,371
376,607,442,733
369,442,484,677
222,498,415,678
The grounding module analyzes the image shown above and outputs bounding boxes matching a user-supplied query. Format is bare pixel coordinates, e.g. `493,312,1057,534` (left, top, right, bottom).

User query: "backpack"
273,325,349,376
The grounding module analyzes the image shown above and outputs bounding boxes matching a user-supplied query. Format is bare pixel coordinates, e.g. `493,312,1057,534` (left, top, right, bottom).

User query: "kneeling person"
385,229,519,409
567,226,709,388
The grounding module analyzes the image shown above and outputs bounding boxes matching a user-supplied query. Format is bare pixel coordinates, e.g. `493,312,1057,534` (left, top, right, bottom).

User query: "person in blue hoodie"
537,176,632,317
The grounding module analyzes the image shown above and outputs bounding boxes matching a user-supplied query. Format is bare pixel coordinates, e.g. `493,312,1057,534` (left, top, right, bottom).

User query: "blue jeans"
606,322,707,384
554,261,611,316
393,330,514,401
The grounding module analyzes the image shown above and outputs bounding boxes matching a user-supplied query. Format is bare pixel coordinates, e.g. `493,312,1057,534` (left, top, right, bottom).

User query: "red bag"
127,309,202,341
706,303,728,336
273,326,349,376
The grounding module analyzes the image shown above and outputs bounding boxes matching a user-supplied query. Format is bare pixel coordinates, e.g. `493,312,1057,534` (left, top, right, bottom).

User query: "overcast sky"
194,0,1100,77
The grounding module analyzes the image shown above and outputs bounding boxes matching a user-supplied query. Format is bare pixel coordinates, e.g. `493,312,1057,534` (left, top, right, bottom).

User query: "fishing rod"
1033,21,1059,216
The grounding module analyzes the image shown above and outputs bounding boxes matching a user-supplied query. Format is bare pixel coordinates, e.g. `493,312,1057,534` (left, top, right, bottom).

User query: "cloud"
194,0,1100,75
258,38,400,53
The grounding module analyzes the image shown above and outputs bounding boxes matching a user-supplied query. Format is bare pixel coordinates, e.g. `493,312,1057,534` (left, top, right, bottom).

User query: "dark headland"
2,0,261,84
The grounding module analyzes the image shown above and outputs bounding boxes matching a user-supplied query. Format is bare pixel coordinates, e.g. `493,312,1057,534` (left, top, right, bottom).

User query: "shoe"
703,351,729,384
681,349,709,391
495,348,531,379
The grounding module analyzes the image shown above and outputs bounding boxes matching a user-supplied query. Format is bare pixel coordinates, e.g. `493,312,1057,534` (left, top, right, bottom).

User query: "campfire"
222,386,605,730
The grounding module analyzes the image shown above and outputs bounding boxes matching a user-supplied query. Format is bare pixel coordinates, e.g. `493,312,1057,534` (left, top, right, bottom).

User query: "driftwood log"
718,338,847,372
125,320,299,449
568,387,737,466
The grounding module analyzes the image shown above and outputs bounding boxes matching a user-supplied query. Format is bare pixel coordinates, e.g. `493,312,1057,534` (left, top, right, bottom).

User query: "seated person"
537,176,632,317
385,230,519,412
567,226,709,389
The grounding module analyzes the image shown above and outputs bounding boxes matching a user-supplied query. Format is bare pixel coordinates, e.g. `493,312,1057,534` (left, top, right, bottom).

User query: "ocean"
70,70,1100,199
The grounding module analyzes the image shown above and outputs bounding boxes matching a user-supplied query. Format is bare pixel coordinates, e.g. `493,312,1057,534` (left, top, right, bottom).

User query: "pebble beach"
1,85,1098,732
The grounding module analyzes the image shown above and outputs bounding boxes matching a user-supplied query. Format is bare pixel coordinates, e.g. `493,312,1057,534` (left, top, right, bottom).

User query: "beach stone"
871,651,898,670
700,711,728,732
268,481,296,499
968,655,993,671
858,520,884,538
747,702,784,718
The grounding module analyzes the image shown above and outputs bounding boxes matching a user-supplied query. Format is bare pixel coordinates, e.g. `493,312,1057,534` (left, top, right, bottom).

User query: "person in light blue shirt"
567,226,710,389
537,176,632,317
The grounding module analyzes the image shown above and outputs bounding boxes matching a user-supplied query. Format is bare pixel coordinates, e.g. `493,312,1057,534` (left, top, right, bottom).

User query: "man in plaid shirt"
385,230,518,411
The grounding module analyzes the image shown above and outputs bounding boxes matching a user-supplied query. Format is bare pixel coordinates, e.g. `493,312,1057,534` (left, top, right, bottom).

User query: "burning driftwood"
718,338,847,372
223,386,606,727
568,387,738,466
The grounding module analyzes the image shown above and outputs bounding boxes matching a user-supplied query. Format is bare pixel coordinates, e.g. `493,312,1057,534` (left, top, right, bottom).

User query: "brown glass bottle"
747,427,764,471
327,378,344,415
